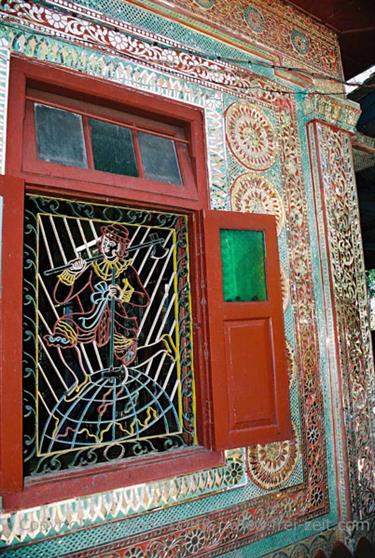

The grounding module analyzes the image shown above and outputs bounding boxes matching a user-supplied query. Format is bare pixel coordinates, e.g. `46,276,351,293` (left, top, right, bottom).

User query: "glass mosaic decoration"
367,269,375,330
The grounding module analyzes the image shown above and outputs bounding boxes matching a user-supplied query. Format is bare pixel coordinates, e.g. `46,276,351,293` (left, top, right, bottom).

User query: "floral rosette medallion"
243,5,265,34
247,422,300,489
226,102,278,170
230,171,285,235
290,29,310,55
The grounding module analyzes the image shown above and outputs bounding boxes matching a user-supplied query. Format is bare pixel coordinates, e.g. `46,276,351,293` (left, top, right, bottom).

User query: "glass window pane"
89,118,138,177
34,103,87,168
220,229,267,302
138,132,182,185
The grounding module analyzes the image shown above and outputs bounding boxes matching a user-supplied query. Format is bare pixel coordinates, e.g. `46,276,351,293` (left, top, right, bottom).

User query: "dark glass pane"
220,229,267,302
90,118,138,177
34,103,87,168
138,132,181,185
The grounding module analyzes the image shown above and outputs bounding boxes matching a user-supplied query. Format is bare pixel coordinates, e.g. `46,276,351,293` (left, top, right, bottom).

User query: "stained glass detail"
89,118,138,177
34,104,88,168
220,229,267,302
23,195,195,476
138,132,182,185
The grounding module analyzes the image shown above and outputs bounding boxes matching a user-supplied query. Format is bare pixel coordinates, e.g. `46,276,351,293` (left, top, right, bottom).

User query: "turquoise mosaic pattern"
0,15,331,550
223,92,304,495
0,449,247,546
57,0,288,76
220,527,338,558
0,44,9,174
0,27,335,552
0,1,371,557
68,0,342,78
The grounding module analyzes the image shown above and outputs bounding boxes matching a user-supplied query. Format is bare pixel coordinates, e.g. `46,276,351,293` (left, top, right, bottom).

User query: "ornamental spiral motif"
247,422,300,490
225,102,278,170
230,171,285,235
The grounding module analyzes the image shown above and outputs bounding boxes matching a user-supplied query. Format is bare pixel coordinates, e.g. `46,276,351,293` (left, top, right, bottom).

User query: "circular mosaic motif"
185,529,206,553
226,102,278,170
193,0,215,9
225,460,244,485
243,5,265,33
290,29,309,55
247,422,300,490
230,172,285,235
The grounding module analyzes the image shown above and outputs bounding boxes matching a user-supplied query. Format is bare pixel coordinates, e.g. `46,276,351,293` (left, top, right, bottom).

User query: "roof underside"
285,0,375,79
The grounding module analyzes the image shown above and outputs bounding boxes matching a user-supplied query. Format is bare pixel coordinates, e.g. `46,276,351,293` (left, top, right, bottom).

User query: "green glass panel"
90,118,138,177
220,229,267,302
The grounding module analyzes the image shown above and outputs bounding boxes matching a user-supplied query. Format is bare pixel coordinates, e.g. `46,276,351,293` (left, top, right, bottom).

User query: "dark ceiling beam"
340,26,375,35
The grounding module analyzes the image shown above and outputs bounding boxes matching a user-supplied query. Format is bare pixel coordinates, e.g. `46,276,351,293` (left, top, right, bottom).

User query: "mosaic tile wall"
0,1,373,556
130,0,342,77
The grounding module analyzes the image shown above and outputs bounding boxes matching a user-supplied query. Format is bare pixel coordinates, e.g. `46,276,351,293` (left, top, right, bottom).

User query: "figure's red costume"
45,224,149,366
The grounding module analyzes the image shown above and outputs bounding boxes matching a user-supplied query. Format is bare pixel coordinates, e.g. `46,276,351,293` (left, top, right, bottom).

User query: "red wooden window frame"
1,56,291,511
202,210,292,449
7,56,208,212
1,57,222,511
0,176,24,495
23,90,197,203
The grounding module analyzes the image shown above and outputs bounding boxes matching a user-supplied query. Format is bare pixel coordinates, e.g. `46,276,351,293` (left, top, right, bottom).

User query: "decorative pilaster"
307,116,375,522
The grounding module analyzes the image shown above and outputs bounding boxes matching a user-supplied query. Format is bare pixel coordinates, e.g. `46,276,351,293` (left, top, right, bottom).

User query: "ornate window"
24,195,195,476
0,57,291,509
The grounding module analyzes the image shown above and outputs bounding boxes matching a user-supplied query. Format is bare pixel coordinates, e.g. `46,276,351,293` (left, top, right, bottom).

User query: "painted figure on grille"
44,223,173,369
40,221,180,450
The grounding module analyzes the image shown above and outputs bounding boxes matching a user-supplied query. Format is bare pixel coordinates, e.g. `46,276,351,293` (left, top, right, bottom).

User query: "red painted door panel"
203,210,291,449
225,318,276,430
0,175,24,493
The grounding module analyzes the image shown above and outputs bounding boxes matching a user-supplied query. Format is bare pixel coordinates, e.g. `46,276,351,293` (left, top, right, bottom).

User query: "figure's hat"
100,224,129,245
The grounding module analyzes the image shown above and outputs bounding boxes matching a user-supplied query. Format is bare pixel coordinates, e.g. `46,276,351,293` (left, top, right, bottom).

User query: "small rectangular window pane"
220,229,267,302
138,132,182,185
89,118,138,177
34,104,87,168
